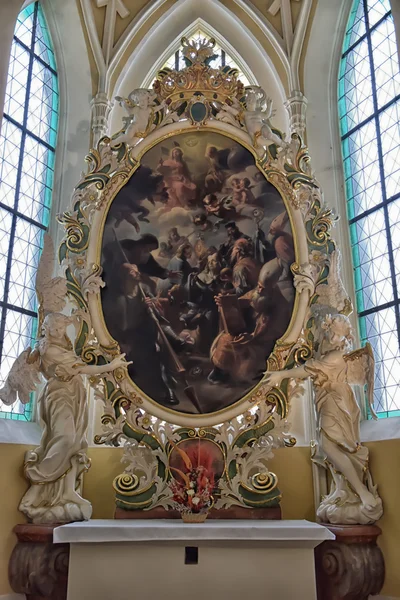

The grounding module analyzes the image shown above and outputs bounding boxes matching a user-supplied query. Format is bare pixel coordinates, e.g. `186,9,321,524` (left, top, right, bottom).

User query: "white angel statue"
315,249,352,315
214,96,243,127
111,89,165,147
243,86,287,155
0,235,130,524
265,314,383,525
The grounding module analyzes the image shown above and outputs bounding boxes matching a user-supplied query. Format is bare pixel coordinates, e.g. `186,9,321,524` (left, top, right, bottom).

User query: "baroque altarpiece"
1,37,383,528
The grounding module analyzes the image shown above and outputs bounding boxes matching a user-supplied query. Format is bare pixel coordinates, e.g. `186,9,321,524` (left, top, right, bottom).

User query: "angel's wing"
35,233,54,292
345,342,377,419
316,250,352,313
0,348,41,406
35,233,67,323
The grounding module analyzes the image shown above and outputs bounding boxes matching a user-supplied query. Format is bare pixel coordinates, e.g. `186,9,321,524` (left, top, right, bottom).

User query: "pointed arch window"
0,1,58,420
339,0,400,417
162,29,253,87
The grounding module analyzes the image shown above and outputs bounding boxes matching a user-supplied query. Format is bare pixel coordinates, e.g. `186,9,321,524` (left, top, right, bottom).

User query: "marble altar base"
54,519,333,600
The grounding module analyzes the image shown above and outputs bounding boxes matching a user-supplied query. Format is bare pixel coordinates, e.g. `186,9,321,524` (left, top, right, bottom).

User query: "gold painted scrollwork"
251,471,278,493
57,213,88,252
266,171,299,209
308,202,336,247
267,342,295,371
265,386,288,418
113,473,140,495
294,343,313,364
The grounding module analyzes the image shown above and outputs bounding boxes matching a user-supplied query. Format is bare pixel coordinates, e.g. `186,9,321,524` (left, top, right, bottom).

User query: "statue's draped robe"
304,352,368,474
20,342,88,514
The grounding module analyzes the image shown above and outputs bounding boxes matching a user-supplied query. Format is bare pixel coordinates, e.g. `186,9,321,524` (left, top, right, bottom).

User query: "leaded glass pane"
8,219,43,312
34,7,56,71
343,1,366,49
0,2,58,419
371,16,400,107
20,135,53,223
339,40,374,133
339,0,400,417
0,120,21,208
343,120,382,217
388,199,400,290
4,41,30,124
13,4,35,48
27,61,58,144
379,100,400,198
0,210,12,299
367,0,391,27
0,309,36,419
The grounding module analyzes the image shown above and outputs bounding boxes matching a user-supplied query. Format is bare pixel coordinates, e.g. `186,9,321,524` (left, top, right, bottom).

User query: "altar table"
54,519,334,600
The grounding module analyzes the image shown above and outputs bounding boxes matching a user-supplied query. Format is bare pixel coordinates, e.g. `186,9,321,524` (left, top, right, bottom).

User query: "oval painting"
100,131,295,415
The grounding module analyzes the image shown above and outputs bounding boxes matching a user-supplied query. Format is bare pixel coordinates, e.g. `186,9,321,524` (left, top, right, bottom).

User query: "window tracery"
339,0,400,417
0,1,58,420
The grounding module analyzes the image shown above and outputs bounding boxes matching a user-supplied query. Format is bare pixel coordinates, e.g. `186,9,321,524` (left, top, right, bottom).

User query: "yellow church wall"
365,439,400,598
81,446,316,522
0,440,399,596
0,444,31,596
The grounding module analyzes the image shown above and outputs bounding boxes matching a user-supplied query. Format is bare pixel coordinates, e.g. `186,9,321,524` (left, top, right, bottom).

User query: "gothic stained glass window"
0,2,58,420
339,0,400,417
162,30,252,87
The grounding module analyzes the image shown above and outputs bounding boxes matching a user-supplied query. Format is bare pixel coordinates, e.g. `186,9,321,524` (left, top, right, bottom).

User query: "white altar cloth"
54,519,334,600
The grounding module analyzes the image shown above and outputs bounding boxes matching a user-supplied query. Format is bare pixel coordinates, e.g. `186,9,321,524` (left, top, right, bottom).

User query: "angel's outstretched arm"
152,101,166,114
71,354,131,376
264,365,309,387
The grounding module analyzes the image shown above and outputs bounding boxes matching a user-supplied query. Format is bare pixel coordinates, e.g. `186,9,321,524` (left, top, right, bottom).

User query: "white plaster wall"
109,0,289,137
304,0,355,323
39,0,92,248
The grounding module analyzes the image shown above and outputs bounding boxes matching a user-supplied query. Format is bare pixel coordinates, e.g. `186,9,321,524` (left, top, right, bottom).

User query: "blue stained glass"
339,0,400,418
0,2,58,421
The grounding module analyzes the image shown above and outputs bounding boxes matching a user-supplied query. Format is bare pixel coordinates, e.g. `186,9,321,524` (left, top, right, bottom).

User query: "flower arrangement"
169,441,215,522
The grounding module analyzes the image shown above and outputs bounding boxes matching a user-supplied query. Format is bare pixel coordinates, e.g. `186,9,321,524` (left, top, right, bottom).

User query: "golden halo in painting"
100,131,295,415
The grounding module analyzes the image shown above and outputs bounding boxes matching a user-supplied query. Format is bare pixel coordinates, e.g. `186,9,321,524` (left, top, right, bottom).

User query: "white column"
90,91,113,147
285,90,308,139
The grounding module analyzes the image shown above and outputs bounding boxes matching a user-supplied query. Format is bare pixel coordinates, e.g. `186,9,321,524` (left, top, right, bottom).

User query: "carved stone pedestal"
9,524,69,600
314,524,385,600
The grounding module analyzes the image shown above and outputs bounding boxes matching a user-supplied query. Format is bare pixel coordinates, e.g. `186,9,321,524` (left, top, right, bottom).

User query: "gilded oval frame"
84,120,311,427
